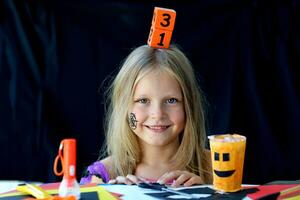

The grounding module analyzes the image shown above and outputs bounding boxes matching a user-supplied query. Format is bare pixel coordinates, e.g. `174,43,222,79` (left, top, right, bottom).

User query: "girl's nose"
150,104,165,119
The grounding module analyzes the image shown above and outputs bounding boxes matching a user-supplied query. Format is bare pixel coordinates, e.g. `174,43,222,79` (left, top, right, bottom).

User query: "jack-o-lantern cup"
208,134,246,192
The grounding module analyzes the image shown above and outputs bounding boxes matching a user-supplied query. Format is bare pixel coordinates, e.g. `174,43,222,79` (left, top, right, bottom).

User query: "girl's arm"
80,156,114,184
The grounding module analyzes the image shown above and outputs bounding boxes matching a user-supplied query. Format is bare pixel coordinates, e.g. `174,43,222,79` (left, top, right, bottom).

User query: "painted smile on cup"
214,169,235,177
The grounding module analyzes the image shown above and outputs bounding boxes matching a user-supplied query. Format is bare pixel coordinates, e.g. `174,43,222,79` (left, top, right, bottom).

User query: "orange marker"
54,139,80,199
147,7,176,49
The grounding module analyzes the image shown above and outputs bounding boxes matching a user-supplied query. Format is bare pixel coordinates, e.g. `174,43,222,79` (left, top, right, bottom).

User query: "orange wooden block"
151,7,176,31
147,26,173,49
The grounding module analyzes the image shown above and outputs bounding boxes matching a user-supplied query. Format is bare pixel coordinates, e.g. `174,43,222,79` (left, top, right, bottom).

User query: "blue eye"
167,98,178,104
138,99,148,104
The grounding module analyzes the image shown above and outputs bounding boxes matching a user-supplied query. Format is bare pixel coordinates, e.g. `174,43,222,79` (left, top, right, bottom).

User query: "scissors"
138,182,198,198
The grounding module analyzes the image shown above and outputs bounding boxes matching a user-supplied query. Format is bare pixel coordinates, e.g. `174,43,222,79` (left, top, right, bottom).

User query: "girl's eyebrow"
164,93,182,97
134,94,183,99
133,94,148,98
163,92,183,97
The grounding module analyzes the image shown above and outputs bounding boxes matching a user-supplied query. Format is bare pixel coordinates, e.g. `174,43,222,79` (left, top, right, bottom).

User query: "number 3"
160,13,171,27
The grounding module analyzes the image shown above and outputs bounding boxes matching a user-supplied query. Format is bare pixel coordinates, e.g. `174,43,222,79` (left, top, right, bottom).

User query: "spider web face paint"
129,113,138,130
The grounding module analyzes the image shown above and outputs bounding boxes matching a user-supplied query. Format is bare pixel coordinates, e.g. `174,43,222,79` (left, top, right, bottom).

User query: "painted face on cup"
209,134,246,192
130,69,185,148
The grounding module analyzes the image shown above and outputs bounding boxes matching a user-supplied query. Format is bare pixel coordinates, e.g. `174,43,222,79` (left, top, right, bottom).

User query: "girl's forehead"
134,69,183,97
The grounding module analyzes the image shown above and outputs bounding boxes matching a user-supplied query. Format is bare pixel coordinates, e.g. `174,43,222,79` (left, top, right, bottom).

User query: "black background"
0,0,299,184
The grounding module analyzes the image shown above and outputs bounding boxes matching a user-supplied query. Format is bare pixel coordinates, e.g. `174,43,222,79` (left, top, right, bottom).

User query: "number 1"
157,33,165,46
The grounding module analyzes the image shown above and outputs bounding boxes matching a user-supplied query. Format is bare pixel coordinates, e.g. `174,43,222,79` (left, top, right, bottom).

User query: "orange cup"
208,134,246,192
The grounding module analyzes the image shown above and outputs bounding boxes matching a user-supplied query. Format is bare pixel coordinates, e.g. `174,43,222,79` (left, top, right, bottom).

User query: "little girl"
80,44,212,187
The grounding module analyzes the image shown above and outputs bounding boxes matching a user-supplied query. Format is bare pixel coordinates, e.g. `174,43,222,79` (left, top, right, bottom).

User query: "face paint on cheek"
129,112,138,130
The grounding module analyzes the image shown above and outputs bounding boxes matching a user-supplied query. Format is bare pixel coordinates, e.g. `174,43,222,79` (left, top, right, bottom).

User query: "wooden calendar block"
151,7,176,31
147,26,173,49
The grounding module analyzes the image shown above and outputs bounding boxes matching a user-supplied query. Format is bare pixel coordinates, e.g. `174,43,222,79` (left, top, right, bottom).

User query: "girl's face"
130,69,186,148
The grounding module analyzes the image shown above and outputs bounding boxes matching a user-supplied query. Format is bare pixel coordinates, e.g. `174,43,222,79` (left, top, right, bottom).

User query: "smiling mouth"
146,125,170,132
214,170,235,177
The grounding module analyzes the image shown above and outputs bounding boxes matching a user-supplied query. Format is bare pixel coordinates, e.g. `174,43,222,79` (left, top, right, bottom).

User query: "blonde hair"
103,44,212,183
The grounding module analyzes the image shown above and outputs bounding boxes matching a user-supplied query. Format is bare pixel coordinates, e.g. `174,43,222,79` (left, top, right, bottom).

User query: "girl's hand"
157,170,204,187
90,175,104,184
108,174,145,185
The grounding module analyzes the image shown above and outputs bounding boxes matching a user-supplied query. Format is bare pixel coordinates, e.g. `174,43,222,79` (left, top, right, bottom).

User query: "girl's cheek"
131,107,147,122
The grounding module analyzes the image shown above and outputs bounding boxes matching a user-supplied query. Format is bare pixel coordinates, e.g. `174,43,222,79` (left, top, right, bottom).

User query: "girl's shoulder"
100,156,114,166
204,149,211,157
204,149,211,165
100,156,117,178
203,149,213,183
